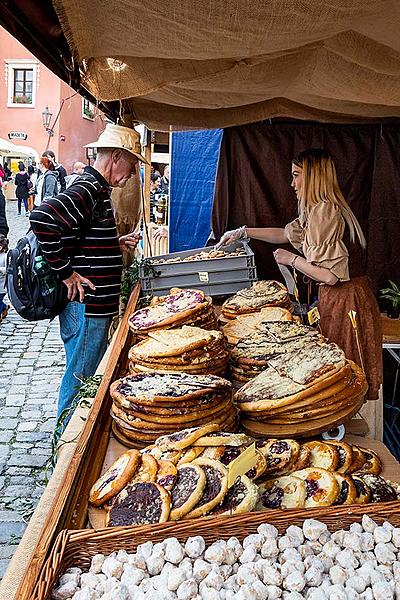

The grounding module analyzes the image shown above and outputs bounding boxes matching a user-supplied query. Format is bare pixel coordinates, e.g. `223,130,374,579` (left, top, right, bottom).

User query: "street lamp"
42,105,54,136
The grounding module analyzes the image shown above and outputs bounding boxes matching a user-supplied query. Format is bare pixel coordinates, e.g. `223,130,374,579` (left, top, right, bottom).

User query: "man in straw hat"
30,123,148,425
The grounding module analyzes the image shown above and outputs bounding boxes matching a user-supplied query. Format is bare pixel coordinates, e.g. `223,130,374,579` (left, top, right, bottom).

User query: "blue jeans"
58,301,111,420
0,293,7,313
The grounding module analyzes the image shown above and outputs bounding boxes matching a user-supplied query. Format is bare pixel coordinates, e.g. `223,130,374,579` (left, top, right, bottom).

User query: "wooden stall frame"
13,284,140,600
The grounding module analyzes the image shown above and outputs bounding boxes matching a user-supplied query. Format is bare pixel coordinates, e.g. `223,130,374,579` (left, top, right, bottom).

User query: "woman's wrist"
291,255,299,269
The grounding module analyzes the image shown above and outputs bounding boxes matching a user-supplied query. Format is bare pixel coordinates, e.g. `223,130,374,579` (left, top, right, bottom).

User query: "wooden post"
144,130,151,226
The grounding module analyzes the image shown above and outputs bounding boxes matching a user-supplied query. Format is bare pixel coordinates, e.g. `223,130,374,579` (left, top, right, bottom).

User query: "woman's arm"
246,227,288,244
273,248,338,286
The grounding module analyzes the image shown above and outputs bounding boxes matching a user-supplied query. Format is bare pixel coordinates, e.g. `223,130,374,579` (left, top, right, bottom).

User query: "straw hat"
84,124,149,164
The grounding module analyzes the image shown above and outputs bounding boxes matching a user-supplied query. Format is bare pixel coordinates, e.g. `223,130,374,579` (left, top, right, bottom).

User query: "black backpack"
6,230,69,321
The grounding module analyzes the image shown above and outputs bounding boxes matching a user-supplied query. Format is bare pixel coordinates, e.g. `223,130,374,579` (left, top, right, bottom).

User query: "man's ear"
111,149,123,163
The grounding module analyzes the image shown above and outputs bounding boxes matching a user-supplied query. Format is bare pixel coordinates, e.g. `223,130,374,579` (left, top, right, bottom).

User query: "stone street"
0,199,65,578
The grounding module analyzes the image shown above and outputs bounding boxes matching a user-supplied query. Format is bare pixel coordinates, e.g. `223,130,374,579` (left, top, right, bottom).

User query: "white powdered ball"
204,541,227,565
329,565,347,586
79,573,100,589
374,543,396,565
350,523,363,535
101,556,123,580
89,555,105,575
243,534,264,551
177,578,198,600
225,574,239,592
281,560,305,579
236,584,259,600
304,556,325,572
362,515,378,534
261,538,279,559
262,564,282,586
120,565,146,586
136,541,153,559
319,531,331,545
201,589,221,600
392,529,400,549
236,563,259,586
336,549,359,570
298,544,314,559
360,532,375,552
165,539,185,565
167,565,187,591
281,548,302,563
331,531,345,547
180,557,194,579
393,560,400,580
377,564,394,582
58,572,80,588
239,546,257,564
265,585,282,599
346,575,367,594
70,590,97,600
317,553,334,573
327,584,347,600
360,590,373,600
303,520,328,542
102,576,120,594
282,593,303,600
372,580,395,599
283,571,306,593
128,553,147,570
146,552,165,576
374,527,392,545
278,536,296,551
370,569,386,586
202,570,224,591
193,559,212,583
257,523,279,539
225,592,236,600
383,521,394,531
307,541,323,554
220,564,233,580
305,566,323,587
226,537,243,559
52,581,79,600
323,541,341,559
185,537,206,559
286,526,304,547
251,580,268,600
223,548,237,566
116,550,130,564
345,588,361,600
343,533,361,552
307,590,328,600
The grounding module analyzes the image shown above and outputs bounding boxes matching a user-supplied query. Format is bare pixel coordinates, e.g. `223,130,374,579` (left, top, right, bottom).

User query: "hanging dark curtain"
212,121,400,291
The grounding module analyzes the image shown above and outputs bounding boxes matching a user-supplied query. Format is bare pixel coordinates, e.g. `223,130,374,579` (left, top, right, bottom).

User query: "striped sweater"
30,166,123,318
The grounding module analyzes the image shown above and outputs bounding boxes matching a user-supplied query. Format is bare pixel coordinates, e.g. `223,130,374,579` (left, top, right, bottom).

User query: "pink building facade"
0,26,104,174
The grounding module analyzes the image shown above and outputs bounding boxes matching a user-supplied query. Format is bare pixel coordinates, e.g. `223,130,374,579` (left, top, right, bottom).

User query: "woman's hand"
62,271,96,302
119,232,142,251
215,226,246,248
273,248,296,266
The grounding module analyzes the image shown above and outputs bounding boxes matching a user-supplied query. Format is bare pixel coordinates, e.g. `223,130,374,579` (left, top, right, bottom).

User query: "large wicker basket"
32,502,400,600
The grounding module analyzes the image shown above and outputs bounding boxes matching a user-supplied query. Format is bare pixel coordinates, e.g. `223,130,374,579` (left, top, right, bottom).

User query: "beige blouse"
284,201,349,281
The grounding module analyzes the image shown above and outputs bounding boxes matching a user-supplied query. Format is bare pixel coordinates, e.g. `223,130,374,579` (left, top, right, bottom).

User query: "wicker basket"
32,502,400,600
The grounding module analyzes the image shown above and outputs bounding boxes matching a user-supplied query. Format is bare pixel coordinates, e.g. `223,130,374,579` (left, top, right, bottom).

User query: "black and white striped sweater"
30,166,123,318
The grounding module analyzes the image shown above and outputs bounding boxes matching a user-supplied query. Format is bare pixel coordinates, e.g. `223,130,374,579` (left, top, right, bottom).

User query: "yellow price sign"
227,443,258,488
308,306,320,325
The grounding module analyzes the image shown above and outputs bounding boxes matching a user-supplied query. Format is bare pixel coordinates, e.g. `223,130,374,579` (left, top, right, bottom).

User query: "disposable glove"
215,225,247,248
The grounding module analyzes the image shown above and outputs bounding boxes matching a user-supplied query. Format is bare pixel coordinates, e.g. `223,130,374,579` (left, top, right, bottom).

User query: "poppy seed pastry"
257,475,306,509
211,475,258,515
184,458,228,519
353,447,382,476
332,473,357,505
347,445,367,473
192,431,251,447
169,463,206,520
89,449,140,507
155,423,221,450
325,440,353,473
107,482,170,527
257,438,300,476
130,453,158,483
351,474,371,504
358,474,397,503
156,460,177,491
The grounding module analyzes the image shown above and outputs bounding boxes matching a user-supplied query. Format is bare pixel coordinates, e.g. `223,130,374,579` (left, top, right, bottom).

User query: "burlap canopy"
53,0,400,129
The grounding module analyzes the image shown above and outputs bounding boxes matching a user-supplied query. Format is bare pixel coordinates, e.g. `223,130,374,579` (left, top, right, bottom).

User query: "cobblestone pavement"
0,200,65,578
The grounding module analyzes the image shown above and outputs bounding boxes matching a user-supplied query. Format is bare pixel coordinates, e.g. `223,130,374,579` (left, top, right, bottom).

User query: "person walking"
33,157,58,206
30,124,146,424
217,148,382,435
42,150,67,192
65,161,86,188
15,162,30,216
27,165,38,212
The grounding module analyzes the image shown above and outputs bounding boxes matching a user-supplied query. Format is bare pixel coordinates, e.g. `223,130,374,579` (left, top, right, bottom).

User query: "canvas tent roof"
2,1,400,129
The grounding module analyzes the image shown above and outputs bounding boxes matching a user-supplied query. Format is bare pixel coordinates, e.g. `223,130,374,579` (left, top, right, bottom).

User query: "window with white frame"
6,60,37,107
82,97,95,120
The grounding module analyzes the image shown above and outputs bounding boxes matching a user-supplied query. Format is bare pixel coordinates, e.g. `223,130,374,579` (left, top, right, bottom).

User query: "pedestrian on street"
0,234,9,322
30,123,146,424
42,150,67,192
15,162,31,216
27,165,38,212
65,161,86,188
33,157,58,206
0,170,9,237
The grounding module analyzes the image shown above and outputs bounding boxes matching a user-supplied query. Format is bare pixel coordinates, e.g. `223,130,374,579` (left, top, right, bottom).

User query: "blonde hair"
292,149,366,248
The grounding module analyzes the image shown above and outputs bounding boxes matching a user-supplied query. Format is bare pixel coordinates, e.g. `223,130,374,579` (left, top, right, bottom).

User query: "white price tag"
198,271,209,283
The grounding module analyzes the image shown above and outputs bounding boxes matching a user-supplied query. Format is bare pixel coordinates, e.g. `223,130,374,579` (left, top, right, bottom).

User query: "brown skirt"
318,276,382,400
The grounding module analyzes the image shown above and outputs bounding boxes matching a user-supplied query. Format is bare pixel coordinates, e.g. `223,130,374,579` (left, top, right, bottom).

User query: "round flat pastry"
201,445,227,460
358,474,397,503
156,460,177,491
107,482,170,527
294,445,311,470
347,445,367,474
245,450,267,480
169,464,206,520
130,454,158,483
192,432,251,447
332,473,357,505
351,475,371,504
353,447,382,476
257,475,306,510
184,458,228,519
155,423,221,450
325,440,353,473
302,441,339,471
256,439,300,476
211,475,258,515
176,446,204,465
294,468,339,508
89,449,140,507
219,446,243,465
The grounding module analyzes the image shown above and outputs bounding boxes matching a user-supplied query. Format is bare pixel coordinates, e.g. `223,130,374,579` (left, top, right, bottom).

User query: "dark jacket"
15,171,30,199
0,191,9,237
35,170,58,204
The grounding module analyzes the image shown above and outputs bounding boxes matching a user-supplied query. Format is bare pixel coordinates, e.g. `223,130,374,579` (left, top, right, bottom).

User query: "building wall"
0,26,104,174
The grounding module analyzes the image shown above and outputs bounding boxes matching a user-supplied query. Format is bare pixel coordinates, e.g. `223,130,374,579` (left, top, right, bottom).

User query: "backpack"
6,230,69,321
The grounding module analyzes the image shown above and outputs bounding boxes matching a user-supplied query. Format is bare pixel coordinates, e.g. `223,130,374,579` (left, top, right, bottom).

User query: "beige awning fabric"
53,1,400,129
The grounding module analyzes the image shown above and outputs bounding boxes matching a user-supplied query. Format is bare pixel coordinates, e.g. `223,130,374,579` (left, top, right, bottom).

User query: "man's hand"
119,232,142,252
273,248,296,266
62,271,96,302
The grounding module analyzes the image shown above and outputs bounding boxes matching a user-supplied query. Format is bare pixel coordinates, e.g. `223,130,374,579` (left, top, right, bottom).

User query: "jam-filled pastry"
156,423,220,450
257,439,300,477
347,445,366,473
257,475,306,509
184,458,228,519
201,445,227,460
176,446,204,465
351,474,371,504
89,449,141,507
325,440,353,473
156,460,177,491
192,432,251,447
302,441,339,471
211,475,258,515
245,450,267,480
358,474,397,503
293,444,311,471
107,482,170,526
294,468,339,508
219,445,243,465
130,454,158,483
169,464,206,520
353,447,382,476
332,473,357,505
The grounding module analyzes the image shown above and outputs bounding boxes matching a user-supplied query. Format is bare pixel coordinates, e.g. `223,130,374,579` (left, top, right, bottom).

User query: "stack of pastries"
221,280,291,320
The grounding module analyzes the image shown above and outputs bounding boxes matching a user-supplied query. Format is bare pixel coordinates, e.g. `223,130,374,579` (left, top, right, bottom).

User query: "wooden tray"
33,502,400,600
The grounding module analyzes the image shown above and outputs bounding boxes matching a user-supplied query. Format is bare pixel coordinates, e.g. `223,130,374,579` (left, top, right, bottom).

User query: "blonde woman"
217,149,382,407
